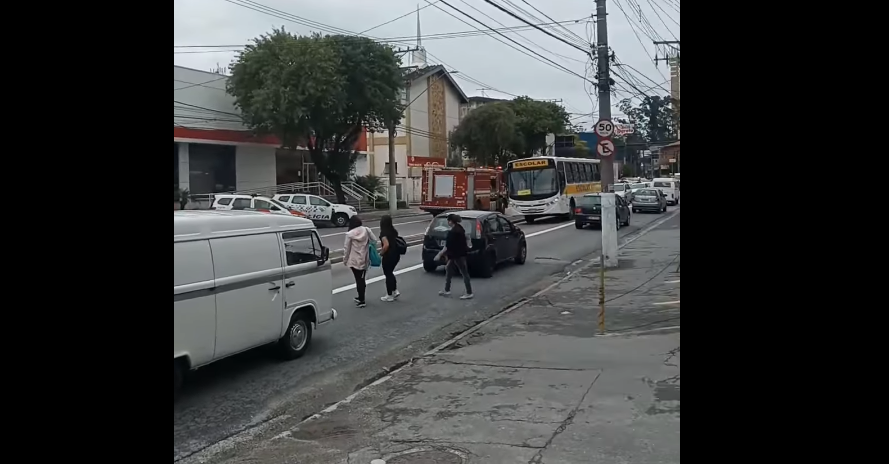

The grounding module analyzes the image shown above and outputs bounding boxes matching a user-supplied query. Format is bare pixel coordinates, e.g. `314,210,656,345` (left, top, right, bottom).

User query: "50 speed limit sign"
594,119,615,137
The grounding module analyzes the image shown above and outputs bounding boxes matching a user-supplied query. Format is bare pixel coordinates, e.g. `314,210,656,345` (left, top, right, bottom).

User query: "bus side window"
592,163,601,182
567,163,575,183
582,164,591,182
557,162,567,189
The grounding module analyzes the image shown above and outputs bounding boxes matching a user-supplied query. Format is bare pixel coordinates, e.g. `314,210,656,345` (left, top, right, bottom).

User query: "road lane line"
331,221,573,294
653,300,680,305
319,218,430,238
665,280,680,284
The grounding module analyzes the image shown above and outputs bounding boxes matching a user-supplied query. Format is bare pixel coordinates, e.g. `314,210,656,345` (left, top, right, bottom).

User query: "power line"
648,0,680,29
478,0,590,54
432,0,593,83
644,0,679,40
358,1,440,35
452,0,586,64
513,0,589,46
611,0,667,81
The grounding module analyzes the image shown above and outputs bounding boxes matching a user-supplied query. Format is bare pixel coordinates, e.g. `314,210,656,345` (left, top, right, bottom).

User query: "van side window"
216,197,233,206
231,198,251,209
278,196,290,203
282,231,323,266
290,196,307,205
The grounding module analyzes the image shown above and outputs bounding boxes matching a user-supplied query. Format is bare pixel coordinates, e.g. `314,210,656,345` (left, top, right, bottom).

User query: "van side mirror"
318,246,330,265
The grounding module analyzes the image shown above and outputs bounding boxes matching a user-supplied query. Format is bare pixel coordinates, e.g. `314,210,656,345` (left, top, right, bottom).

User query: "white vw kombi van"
174,210,336,399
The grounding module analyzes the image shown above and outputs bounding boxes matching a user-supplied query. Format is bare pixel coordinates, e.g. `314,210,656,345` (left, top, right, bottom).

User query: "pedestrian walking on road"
378,215,402,302
343,216,378,308
438,214,473,299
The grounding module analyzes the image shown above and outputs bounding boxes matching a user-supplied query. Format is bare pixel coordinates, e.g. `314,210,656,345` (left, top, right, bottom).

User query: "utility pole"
387,119,397,216
595,0,614,192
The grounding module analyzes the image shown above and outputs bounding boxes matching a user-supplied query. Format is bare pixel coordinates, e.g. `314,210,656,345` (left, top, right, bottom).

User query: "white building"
174,65,368,202
362,64,468,203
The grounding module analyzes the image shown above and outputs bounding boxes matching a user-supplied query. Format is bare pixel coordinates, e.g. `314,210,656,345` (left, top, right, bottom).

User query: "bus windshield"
508,168,559,198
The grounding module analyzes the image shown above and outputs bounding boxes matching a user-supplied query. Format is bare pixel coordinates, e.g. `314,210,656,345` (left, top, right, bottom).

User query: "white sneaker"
460,293,474,300
438,290,451,297
380,295,395,302
393,290,401,299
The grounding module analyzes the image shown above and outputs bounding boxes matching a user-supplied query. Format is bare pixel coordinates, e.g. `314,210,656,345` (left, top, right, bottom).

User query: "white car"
609,182,632,199
273,193,357,227
211,194,306,218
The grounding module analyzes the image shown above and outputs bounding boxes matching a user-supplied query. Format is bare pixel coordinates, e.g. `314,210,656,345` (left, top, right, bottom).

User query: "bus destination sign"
511,159,551,169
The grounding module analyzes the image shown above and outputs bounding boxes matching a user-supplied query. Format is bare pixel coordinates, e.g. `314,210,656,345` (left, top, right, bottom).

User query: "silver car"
630,188,667,213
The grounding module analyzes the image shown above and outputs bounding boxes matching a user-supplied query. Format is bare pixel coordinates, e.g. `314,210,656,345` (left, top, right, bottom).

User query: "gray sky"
174,0,679,130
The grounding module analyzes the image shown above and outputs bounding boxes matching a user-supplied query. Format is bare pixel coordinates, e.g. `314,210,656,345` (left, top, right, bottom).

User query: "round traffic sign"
594,119,615,137
597,139,616,157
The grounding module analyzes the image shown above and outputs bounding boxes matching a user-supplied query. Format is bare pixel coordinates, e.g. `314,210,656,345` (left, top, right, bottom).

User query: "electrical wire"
644,0,679,40
452,0,587,64
648,0,680,28
358,1,440,35
431,0,594,84
611,0,668,81
478,0,590,54
515,0,589,47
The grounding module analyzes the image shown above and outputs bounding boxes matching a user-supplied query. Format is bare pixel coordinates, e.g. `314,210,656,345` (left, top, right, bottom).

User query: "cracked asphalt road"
173,209,679,463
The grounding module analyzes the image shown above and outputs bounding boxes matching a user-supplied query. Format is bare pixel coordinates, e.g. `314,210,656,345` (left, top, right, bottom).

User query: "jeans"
351,267,366,302
382,256,399,295
445,257,472,294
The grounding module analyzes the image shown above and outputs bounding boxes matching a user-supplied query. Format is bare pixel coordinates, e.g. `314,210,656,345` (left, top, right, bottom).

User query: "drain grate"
387,450,464,464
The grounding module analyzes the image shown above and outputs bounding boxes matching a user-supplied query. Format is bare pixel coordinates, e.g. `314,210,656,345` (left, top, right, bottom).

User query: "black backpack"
395,236,408,255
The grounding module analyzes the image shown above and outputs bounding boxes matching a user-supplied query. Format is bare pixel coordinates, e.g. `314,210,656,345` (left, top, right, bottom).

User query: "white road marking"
653,300,680,305
319,218,430,238
331,221,574,294
665,280,680,284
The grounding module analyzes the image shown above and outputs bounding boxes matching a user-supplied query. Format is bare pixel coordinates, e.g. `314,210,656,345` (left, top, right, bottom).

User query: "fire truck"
419,166,506,216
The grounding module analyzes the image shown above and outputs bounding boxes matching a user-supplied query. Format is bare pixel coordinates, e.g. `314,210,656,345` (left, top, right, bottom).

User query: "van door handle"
268,285,281,291
285,281,295,288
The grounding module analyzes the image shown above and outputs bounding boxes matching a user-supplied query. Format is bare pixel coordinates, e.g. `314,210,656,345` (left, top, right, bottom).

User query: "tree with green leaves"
507,97,570,157
449,102,520,167
226,29,404,203
618,96,678,144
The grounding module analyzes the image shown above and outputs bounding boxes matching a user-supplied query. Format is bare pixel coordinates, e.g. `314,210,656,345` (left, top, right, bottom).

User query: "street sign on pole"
597,139,616,157
594,119,615,138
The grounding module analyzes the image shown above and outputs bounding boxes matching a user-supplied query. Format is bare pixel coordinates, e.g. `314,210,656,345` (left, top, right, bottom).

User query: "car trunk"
424,217,481,250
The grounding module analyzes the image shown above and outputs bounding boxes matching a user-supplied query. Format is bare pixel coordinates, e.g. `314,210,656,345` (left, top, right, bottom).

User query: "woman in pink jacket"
343,216,378,308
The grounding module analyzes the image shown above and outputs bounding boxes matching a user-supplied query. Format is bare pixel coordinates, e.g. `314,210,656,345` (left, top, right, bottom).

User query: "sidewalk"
214,213,680,464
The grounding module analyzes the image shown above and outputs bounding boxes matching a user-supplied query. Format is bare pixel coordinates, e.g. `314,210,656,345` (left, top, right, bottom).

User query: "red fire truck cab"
420,166,506,216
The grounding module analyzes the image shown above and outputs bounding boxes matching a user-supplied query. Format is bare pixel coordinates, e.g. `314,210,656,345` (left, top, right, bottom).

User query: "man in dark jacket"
439,214,474,299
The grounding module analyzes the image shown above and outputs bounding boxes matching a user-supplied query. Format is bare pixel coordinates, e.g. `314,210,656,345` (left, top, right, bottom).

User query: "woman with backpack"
378,215,403,302
344,216,378,308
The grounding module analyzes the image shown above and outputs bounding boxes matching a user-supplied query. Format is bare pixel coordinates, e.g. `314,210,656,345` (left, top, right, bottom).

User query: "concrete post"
600,193,619,268
178,142,190,191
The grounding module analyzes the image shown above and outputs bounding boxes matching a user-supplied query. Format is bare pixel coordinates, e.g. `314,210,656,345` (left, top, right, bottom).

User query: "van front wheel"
278,311,313,360
333,213,349,227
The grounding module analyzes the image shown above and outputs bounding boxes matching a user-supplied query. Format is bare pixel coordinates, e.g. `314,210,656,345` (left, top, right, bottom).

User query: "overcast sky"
174,0,679,130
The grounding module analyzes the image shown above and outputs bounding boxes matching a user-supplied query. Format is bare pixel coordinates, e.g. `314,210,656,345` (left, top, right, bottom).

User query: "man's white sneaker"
460,293,474,300
438,290,451,297
380,295,395,302
393,290,401,299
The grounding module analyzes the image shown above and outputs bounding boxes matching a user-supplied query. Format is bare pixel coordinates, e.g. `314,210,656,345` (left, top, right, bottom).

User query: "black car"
574,194,631,230
422,210,527,278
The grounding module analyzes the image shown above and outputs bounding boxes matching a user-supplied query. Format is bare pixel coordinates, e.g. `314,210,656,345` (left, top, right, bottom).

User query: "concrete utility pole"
387,120,398,216
595,0,614,192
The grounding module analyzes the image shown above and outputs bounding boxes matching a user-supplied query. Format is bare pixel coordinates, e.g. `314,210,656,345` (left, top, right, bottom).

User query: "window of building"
384,162,397,175
188,143,236,194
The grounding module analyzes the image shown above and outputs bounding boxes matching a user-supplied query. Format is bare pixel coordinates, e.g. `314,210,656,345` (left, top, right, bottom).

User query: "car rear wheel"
575,220,584,229
333,213,349,227
423,260,438,272
514,242,527,264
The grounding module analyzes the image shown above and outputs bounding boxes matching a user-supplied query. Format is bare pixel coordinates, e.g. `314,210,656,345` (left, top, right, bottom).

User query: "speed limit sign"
594,119,615,137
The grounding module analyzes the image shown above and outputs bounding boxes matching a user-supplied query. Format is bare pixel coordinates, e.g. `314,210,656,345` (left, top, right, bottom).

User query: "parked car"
422,210,527,278
212,194,306,218
574,194,631,230
273,194,357,227
630,188,668,213
626,182,651,203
